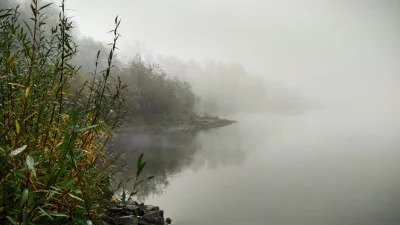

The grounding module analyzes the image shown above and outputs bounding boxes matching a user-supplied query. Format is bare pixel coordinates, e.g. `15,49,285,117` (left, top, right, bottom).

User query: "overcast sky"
57,0,400,107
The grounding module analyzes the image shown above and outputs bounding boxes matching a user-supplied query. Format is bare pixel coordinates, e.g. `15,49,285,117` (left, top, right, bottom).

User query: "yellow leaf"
8,83,25,88
7,55,13,68
15,120,20,134
7,55,12,63
111,196,118,203
25,85,31,98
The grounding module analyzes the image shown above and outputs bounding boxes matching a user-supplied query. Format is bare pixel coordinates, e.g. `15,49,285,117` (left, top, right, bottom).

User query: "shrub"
118,56,198,125
0,1,129,224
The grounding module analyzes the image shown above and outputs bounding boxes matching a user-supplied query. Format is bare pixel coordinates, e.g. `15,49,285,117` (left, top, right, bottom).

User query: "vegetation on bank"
118,57,198,125
73,55,199,127
1,0,202,128
0,0,236,223
0,1,155,224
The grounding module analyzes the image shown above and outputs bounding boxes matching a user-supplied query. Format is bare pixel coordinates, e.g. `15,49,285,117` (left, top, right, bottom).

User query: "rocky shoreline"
120,115,237,135
103,201,171,225
105,116,237,225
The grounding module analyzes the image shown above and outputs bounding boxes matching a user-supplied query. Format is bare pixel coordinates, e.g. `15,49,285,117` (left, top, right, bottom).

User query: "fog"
59,0,400,112
59,1,399,224
5,0,400,112
3,0,400,224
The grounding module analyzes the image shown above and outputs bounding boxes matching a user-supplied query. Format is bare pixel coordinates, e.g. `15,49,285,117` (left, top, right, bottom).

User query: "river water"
111,107,400,225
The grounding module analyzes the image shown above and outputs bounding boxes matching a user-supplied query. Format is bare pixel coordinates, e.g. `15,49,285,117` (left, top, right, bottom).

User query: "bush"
0,1,129,224
118,56,198,125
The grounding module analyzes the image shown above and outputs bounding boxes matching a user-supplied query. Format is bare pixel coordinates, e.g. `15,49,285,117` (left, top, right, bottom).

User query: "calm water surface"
111,107,400,225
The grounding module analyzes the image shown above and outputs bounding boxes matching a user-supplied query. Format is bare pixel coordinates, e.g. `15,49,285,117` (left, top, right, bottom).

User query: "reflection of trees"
108,132,199,199
107,126,247,200
191,128,247,171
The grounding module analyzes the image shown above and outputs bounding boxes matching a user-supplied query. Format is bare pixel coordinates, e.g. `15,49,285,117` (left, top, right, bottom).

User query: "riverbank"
120,115,237,134
103,201,171,225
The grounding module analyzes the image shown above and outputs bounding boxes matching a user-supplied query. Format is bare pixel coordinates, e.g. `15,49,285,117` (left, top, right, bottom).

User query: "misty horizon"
52,0,400,112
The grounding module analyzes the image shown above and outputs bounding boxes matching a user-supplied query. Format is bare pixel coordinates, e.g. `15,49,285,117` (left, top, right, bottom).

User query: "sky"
53,0,400,108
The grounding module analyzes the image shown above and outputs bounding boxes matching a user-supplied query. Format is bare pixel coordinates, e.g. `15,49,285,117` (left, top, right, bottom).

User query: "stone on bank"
103,201,172,225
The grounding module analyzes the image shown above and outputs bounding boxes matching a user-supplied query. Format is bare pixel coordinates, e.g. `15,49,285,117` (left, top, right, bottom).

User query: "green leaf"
0,14,12,19
56,178,75,189
56,141,64,148
22,209,28,225
121,189,126,204
96,153,123,175
9,145,27,157
33,189,60,195
76,125,97,133
26,155,37,178
51,186,62,192
38,207,53,220
20,189,29,207
68,193,84,202
6,216,17,224
77,219,87,225
30,4,37,16
74,148,91,155
85,197,95,211
126,178,133,184
117,180,124,190
147,176,155,180
11,170,25,179
26,155,34,170
65,41,73,51
136,180,146,186
39,3,52,11
49,213,68,217
136,161,146,177
86,220,93,225
136,153,144,172
73,189,82,195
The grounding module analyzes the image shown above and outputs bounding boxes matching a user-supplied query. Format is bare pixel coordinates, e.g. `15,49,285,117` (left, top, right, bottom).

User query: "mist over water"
111,107,400,225
96,0,399,224
64,0,400,109
5,0,400,224
38,0,398,115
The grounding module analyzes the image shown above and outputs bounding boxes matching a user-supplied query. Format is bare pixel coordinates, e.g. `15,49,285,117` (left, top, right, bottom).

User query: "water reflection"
139,110,400,225
108,124,248,199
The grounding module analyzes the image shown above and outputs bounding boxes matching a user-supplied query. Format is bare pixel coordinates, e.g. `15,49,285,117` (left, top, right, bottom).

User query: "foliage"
0,1,137,224
110,153,154,206
118,57,198,125
72,51,199,126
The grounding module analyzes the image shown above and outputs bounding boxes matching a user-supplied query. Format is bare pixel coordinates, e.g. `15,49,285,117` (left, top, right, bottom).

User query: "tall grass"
0,1,139,224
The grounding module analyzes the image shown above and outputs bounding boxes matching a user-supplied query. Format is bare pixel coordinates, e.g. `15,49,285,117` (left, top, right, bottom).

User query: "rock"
140,210,164,225
145,205,159,212
126,204,140,212
103,215,114,224
104,202,169,225
127,200,139,206
114,216,139,225
108,206,125,215
137,207,145,216
138,221,150,225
